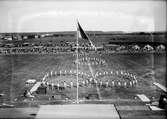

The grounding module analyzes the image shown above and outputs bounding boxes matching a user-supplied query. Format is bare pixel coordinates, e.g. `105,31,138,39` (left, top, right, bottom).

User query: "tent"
143,44,153,51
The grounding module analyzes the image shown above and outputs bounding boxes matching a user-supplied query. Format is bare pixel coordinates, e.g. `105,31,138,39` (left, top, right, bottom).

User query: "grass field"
0,51,166,119
0,52,166,105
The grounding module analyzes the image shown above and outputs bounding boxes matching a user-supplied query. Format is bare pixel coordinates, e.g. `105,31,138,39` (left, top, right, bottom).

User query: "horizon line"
0,30,166,34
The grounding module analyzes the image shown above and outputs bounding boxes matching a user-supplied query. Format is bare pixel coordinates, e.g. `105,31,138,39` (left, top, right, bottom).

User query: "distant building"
156,44,165,51
4,36,12,41
40,34,46,38
26,79,36,85
132,45,140,50
35,35,39,39
23,36,28,40
143,44,154,51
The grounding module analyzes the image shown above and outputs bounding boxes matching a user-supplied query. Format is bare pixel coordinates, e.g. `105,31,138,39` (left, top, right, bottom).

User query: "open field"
0,52,166,104
0,49,166,119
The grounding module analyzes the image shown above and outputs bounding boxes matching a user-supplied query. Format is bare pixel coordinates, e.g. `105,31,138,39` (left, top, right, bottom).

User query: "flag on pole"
77,21,89,40
77,21,96,50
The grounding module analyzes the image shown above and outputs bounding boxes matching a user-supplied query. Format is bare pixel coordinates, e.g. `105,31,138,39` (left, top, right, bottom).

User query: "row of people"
0,47,71,54
43,79,137,91
95,70,137,80
42,70,137,85
0,44,165,55
75,57,106,66
42,70,91,82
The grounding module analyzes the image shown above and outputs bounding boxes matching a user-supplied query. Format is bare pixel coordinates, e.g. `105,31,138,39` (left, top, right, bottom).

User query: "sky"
0,0,166,32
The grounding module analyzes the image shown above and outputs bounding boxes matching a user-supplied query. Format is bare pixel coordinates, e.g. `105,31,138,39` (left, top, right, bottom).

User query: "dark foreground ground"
0,103,166,119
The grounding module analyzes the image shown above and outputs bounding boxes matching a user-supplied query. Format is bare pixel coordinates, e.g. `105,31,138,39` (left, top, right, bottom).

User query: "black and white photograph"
0,0,166,119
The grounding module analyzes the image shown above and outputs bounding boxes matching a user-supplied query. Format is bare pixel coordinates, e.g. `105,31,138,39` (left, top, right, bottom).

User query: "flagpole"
76,20,79,104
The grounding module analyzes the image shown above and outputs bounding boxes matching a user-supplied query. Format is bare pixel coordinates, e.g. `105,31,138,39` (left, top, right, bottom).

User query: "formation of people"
40,68,138,91
74,57,106,66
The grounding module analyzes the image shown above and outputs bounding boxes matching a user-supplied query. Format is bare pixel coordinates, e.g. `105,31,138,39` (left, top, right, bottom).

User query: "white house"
26,79,36,84
156,44,165,51
143,44,154,51
132,45,140,50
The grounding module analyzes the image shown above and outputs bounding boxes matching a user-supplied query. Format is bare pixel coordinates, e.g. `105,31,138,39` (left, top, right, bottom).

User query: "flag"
77,22,89,40
77,21,96,50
